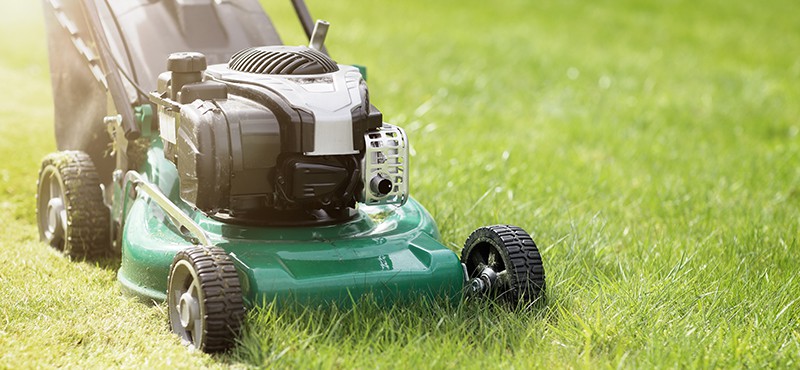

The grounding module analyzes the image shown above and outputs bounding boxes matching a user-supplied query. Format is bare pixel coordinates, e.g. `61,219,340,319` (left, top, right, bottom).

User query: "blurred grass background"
1,0,798,368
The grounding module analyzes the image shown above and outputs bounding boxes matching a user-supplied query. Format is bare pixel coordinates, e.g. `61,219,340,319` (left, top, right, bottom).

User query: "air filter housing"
228,45,338,75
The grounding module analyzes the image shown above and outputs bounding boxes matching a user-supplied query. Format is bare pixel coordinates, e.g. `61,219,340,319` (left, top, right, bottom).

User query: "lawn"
1,0,798,368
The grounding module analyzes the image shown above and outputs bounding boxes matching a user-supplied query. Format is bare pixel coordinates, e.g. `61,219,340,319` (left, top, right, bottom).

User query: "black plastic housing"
157,74,379,216
173,96,282,213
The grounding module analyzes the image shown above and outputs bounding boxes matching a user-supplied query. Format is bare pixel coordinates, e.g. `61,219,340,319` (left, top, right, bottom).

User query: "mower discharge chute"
37,0,546,352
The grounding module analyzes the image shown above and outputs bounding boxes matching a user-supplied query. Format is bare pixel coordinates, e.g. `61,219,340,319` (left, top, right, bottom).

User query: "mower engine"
150,45,407,219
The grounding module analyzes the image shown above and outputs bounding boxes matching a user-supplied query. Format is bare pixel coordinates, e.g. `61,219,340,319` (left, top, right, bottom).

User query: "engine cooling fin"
228,46,338,75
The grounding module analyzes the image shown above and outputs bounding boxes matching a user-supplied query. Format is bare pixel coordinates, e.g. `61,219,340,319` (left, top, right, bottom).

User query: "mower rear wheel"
461,225,546,304
167,246,245,353
36,151,109,258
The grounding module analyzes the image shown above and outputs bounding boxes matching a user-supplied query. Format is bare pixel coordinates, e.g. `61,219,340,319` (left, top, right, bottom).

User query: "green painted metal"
117,143,466,306
134,104,155,138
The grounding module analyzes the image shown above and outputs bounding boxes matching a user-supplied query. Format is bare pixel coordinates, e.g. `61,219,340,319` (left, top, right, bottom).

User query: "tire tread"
170,246,245,353
461,225,546,303
37,151,109,258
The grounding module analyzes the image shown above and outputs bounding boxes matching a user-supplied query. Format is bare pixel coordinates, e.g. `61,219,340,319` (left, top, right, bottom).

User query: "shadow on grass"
49,244,123,272
83,255,123,272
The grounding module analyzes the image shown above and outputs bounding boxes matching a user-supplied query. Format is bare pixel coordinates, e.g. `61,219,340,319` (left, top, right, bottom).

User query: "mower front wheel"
461,225,546,304
167,246,245,353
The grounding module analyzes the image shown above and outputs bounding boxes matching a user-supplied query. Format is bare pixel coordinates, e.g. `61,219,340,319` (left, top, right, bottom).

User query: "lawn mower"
37,0,546,352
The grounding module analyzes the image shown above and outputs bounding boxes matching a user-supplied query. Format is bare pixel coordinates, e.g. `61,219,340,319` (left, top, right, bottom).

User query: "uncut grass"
231,298,551,368
2,0,799,368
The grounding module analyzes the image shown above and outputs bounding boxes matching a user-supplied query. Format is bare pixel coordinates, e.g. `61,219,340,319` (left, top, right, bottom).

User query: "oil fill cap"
168,52,207,73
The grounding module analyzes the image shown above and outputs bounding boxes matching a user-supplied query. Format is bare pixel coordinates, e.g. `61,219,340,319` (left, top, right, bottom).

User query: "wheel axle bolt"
470,278,485,293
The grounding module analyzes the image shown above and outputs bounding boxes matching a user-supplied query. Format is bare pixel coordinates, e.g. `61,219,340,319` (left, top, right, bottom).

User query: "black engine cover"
275,155,360,210
156,48,381,218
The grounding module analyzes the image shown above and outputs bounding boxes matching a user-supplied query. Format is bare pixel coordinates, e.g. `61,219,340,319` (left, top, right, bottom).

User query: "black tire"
168,246,245,353
36,151,110,258
461,225,546,303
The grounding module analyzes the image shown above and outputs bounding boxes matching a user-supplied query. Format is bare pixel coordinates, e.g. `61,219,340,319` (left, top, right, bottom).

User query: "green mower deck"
117,143,465,306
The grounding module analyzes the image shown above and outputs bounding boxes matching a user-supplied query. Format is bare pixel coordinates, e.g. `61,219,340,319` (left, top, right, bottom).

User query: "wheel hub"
178,291,200,330
45,197,65,243
469,266,499,295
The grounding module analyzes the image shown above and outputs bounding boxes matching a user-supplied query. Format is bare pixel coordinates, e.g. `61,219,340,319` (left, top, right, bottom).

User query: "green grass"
1,0,799,368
